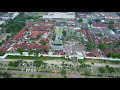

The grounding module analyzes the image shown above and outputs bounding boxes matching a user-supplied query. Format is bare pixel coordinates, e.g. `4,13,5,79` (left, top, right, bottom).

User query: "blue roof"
51,45,63,50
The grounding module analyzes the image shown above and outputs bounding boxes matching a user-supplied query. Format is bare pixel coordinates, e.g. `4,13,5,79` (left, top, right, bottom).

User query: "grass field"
79,59,120,64
5,55,67,61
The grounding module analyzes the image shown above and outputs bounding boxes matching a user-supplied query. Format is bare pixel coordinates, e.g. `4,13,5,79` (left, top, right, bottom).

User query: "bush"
0,52,5,56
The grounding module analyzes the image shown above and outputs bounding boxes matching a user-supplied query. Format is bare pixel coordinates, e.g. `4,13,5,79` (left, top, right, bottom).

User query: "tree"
0,42,2,46
28,49,34,56
107,43,113,48
98,67,106,74
88,21,92,25
6,35,11,40
33,60,45,67
17,48,24,56
40,40,47,45
37,74,42,78
95,19,100,23
98,43,107,50
0,52,5,56
79,18,83,23
31,74,34,77
85,43,94,50
107,52,120,58
108,24,114,30
2,40,5,43
109,21,114,24
62,30,66,37
107,67,115,73
33,50,40,57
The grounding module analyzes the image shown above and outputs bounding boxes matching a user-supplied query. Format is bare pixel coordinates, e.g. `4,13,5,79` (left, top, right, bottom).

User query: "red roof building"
13,43,49,50
92,23,120,28
12,26,26,40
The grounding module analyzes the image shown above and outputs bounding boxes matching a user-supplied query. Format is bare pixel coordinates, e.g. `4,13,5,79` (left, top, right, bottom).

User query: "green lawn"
79,59,120,64
5,55,67,61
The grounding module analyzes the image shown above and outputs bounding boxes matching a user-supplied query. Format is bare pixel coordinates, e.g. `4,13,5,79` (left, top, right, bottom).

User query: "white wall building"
43,12,75,20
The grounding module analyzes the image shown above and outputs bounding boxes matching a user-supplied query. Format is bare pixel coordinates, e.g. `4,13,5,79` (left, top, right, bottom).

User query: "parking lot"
64,43,86,55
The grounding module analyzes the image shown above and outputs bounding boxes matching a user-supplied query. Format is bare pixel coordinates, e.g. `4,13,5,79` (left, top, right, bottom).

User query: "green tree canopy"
108,24,114,30
85,43,94,50
109,21,114,24
62,30,66,37
88,21,92,25
95,19,100,23
98,43,107,50
28,49,34,56
40,40,47,45
79,18,83,23
98,67,106,73
17,48,24,56
33,49,40,57
107,52,120,58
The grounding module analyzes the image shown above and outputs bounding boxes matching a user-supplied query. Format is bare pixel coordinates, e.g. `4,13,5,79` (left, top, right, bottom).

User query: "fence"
1,52,120,61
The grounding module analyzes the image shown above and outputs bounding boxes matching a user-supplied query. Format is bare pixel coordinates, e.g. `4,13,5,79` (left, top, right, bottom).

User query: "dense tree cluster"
107,52,120,58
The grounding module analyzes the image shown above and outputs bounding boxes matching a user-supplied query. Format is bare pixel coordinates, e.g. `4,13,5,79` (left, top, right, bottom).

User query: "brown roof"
103,48,114,55
90,48,101,57
92,23,120,28
53,50,65,55
12,26,26,40
13,43,49,50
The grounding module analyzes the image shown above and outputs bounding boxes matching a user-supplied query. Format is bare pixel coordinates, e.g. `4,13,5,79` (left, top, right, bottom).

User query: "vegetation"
88,21,92,25
33,60,46,67
108,24,114,30
2,40,5,44
115,41,120,48
98,67,106,73
107,67,115,73
28,49,34,56
85,43,95,50
6,55,67,61
98,43,107,50
95,19,100,23
0,71,12,78
37,74,42,78
40,40,47,45
62,30,66,37
33,50,40,57
17,48,24,56
79,18,83,23
109,21,114,24
0,52,5,56
4,13,26,33
0,42,2,46
107,52,120,58
6,35,11,40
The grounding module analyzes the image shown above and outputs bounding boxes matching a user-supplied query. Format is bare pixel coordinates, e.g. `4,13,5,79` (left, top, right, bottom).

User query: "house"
103,48,115,56
101,12,120,20
42,12,75,20
53,50,65,55
13,43,49,50
86,48,102,57
26,20,55,31
12,26,26,41
92,22,120,28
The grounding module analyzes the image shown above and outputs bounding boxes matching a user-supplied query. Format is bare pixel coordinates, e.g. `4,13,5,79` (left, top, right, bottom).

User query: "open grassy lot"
5,55,67,61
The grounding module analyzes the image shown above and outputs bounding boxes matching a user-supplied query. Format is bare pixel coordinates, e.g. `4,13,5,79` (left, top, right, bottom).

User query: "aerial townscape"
0,12,120,78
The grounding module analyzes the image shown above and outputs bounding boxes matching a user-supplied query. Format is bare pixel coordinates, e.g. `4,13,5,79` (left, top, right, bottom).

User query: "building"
43,12,75,20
